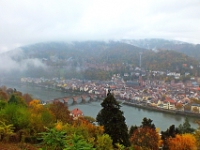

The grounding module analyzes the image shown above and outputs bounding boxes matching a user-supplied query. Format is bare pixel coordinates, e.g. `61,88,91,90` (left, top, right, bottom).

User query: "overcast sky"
0,0,200,53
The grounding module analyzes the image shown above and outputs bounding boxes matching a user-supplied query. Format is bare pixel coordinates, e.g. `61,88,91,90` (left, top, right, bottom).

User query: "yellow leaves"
55,121,63,131
29,99,41,106
29,99,43,112
167,134,197,150
78,118,104,137
28,99,55,132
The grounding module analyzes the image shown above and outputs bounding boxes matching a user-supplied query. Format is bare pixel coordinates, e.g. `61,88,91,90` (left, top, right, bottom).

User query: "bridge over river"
46,94,104,105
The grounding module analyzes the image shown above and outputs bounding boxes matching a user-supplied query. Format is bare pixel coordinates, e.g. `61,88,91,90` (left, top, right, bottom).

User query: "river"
1,81,199,131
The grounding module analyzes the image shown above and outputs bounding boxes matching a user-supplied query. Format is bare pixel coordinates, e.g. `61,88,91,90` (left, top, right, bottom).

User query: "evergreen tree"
161,125,180,150
96,92,130,147
141,117,156,130
178,117,195,134
129,125,138,138
8,95,18,104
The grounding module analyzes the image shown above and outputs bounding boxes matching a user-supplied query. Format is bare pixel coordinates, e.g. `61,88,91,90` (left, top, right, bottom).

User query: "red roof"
196,87,200,91
164,97,176,104
71,108,83,117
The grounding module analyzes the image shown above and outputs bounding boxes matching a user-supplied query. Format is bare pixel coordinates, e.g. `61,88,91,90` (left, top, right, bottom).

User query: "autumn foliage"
167,134,197,150
130,127,160,150
0,86,200,149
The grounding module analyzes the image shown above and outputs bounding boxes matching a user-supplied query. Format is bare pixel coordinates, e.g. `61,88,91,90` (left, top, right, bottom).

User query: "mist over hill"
122,39,200,60
0,40,199,80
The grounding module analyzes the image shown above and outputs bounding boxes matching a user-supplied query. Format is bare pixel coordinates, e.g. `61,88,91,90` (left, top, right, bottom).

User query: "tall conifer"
96,91,130,147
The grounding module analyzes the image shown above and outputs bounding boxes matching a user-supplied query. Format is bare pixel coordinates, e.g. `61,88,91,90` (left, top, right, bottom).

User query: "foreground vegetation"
0,86,200,149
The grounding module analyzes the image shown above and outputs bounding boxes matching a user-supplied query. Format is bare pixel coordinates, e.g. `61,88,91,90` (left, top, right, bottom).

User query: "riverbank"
122,101,200,119
2,80,200,119
1,81,198,130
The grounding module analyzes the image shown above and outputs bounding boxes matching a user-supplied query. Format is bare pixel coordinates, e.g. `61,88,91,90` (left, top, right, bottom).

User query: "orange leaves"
29,99,44,113
22,93,33,105
0,90,8,101
73,117,104,137
55,121,64,131
49,101,72,124
167,134,197,150
29,99,41,107
130,127,160,150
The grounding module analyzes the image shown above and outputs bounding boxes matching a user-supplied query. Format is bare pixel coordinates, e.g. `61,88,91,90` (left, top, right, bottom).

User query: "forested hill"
20,41,198,68
20,41,146,63
142,50,198,72
1,41,199,80
122,39,200,60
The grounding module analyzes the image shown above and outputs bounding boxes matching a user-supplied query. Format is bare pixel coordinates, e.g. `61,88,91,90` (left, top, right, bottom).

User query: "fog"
0,0,200,53
0,49,47,79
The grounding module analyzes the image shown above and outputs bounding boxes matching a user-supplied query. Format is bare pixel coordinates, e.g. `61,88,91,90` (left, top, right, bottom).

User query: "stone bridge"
46,94,103,105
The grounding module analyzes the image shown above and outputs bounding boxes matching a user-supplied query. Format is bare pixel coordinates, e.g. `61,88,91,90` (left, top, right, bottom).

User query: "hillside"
20,41,146,63
122,39,200,60
142,50,198,73
0,41,199,80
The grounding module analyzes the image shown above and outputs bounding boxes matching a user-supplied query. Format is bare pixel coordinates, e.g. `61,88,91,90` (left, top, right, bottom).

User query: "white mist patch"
20,58,46,71
0,49,47,73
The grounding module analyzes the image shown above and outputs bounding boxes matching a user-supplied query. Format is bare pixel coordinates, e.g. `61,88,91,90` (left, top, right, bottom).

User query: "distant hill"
142,50,198,73
121,39,200,61
1,40,199,80
20,41,146,63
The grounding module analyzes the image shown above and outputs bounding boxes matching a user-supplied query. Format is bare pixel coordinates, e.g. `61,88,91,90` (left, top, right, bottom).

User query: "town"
21,67,200,116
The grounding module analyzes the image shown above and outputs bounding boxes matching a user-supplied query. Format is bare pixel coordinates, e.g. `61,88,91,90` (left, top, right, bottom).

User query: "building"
162,97,176,110
70,108,83,120
191,103,200,113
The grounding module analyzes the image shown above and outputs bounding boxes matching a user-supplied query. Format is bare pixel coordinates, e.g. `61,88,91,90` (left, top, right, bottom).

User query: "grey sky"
0,0,200,53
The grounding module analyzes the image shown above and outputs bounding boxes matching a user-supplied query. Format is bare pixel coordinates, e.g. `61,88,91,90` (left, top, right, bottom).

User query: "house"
162,97,176,110
191,103,200,113
70,108,83,120
84,85,89,92
124,73,129,77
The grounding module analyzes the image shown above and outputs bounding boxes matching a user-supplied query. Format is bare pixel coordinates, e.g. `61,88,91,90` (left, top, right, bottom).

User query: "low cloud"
0,49,47,76
0,0,200,53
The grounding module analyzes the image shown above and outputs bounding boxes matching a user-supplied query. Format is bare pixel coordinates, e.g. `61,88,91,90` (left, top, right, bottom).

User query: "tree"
141,117,156,130
49,101,72,123
0,90,8,101
129,125,138,138
178,117,195,134
161,125,180,150
0,121,14,142
0,100,7,110
23,93,33,105
95,134,113,150
96,93,130,147
39,127,67,150
29,99,55,132
167,134,197,150
8,95,18,104
175,103,183,110
0,103,30,132
83,116,96,123
8,94,27,106
194,120,200,148
64,133,95,150
130,127,160,150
